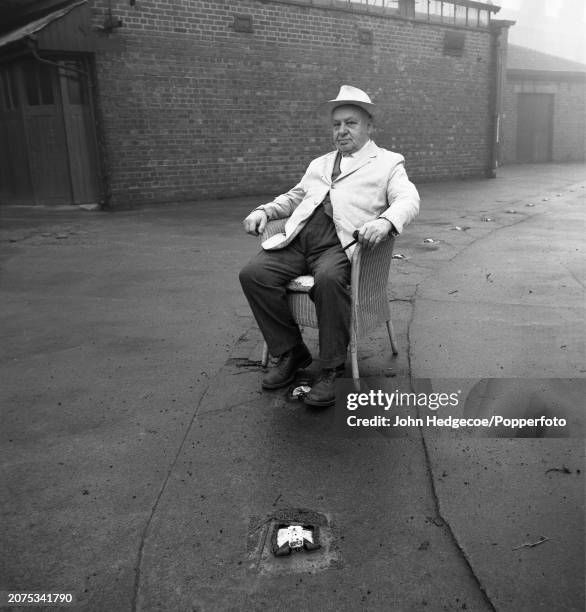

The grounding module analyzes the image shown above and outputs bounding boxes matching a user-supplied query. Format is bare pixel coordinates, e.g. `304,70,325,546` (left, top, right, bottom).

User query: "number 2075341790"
1,592,75,607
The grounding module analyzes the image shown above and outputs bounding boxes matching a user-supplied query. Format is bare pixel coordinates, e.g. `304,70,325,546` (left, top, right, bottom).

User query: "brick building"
501,44,586,164
0,0,511,207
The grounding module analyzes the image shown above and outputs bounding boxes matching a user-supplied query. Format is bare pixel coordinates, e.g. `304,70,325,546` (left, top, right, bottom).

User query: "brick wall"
91,0,497,206
501,76,586,164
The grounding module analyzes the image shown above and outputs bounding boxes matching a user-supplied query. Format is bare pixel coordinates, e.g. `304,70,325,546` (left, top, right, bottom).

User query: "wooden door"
59,59,100,204
517,93,554,163
0,66,32,201
21,59,72,204
0,57,100,206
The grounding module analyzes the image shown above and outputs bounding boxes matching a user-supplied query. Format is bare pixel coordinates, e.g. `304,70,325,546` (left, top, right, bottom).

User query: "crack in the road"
197,397,263,417
404,217,508,611
405,305,499,611
401,182,586,609
130,324,262,611
405,276,496,609
416,426,499,611
565,265,585,290
131,382,212,612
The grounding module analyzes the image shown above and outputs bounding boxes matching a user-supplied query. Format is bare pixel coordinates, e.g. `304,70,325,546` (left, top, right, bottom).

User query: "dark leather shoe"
262,344,312,390
303,364,345,407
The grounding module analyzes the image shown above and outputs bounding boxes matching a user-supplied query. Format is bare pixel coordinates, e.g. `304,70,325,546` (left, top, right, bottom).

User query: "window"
63,61,87,105
414,0,427,19
429,0,443,20
0,67,19,110
339,0,493,28
23,61,55,106
442,1,455,23
478,8,489,27
455,4,467,25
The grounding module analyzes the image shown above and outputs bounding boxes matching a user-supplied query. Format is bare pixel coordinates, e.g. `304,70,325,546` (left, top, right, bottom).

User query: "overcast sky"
494,0,586,64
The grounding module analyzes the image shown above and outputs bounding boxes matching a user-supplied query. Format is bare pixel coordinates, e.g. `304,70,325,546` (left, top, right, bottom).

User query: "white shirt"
339,139,372,174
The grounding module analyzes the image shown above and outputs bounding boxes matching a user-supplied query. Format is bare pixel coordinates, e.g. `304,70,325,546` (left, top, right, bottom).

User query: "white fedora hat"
322,84,376,118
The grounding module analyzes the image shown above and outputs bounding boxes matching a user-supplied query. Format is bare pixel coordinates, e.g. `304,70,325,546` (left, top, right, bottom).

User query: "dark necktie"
332,151,342,181
322,152,342,218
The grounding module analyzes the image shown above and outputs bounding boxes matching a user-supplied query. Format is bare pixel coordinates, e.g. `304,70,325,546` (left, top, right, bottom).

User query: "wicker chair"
259,218,398,379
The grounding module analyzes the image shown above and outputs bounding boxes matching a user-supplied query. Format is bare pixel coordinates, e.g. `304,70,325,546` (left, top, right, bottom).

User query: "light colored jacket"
256,140,420,258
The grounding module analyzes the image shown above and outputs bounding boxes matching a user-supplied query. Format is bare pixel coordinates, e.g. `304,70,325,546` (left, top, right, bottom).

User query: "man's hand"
356,218,394,249
243,209,268,236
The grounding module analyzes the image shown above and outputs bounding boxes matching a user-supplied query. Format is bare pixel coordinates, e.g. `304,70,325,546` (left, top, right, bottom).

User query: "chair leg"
261,342,269,367
350,330,360,381
386,319,399,355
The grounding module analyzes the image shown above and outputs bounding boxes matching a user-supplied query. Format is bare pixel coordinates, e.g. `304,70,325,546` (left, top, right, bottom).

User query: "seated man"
239,85,419,407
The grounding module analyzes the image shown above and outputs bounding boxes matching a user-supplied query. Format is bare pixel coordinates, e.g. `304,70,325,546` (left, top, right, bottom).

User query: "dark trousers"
239,205,351,369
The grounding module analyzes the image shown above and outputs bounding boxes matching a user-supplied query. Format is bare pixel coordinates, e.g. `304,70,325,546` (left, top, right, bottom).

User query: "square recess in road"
246,508,342,575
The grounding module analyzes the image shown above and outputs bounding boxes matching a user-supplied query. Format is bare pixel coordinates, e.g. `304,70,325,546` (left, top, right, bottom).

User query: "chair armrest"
350,237,395,334
260,218,288,241
351,237,395,288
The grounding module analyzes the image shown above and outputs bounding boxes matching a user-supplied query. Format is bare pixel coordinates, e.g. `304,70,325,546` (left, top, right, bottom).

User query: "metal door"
517,93,554,163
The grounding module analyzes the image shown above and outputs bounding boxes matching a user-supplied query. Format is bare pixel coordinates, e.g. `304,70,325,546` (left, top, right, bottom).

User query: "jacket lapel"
334,141,378,182
321,151,338,184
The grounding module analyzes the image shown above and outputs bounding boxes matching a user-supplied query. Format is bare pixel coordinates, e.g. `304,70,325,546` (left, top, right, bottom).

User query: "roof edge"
508,68,586,82
0,0,87,50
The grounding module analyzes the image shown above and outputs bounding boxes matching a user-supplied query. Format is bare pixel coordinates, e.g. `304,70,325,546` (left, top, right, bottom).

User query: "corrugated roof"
508,44,586,74
0,0,86,49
